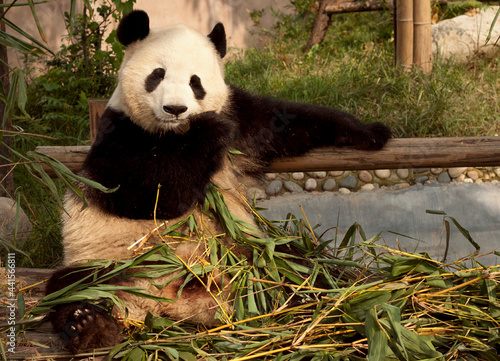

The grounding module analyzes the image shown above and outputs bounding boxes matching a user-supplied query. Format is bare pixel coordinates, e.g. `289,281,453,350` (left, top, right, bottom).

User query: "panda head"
111,10,229,134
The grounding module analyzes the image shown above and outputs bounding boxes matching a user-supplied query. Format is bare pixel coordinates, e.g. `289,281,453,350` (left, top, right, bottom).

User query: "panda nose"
163,105,188,117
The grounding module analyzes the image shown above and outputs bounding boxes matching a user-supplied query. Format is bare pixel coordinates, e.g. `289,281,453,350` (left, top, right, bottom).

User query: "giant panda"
45,10,391,353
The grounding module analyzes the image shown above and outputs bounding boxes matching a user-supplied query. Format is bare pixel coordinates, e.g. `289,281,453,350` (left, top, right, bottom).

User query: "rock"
494,168,500,177
432,6,500,63
415,176,429,184
360,184,375,191
463,178,474,184
247,187,267,200
396,169,409,179
284,181,303,193
322,179,336,191
339,175,357,190
265,173,277,180
359,171,373,183
396,182,411,188
431,168,443,175
448,167,467,179
338,187,351,194
329,171,344,177
292,172,305,181
0,197,32,244
467,170,479,180
374,169,391,179
266,180,283,196
414,168,429,174
305,178,317,191
307,171,327,178
437,172,451,183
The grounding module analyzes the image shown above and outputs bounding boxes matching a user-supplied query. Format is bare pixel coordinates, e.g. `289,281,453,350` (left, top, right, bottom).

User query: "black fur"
190,75,206,100
83,88,390,220
208,23,226,58
84,108,237,219
46,267,120,353
145,68,165,93
117,10,150,46
228,86,392,163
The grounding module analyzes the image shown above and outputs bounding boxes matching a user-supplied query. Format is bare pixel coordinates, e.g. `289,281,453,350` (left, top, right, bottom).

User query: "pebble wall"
248,167,500,199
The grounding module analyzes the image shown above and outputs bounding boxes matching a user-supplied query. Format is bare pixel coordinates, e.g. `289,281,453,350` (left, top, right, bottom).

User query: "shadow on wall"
257,183,500,266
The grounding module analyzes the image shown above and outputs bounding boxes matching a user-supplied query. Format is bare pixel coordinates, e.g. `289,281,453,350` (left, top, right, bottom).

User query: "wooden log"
396,0,413,71
88,99,108,144
413,0,433,73
35,145,90,175
325,0,394,14
34,137,500,176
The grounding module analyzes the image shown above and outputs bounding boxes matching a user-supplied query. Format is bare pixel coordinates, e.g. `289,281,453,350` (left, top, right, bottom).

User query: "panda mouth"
157,117,191,134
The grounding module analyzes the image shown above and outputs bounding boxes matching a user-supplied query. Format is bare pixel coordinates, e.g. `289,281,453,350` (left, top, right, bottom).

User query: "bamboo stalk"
396,0,414,71
413,0,433,73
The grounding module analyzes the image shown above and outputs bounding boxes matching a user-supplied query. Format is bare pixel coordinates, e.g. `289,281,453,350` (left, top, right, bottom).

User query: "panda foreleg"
229,86,391,161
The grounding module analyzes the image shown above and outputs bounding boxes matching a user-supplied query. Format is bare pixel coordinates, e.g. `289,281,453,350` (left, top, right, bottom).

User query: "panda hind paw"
60,303,120,353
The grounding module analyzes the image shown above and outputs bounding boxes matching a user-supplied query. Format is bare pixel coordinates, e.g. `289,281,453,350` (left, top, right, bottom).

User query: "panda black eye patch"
190,75,206,100
145,68,165,92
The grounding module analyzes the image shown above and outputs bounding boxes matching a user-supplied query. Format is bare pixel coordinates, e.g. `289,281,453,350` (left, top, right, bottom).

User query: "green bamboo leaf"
123,346,146,361
14,69,28,116
448,216,480,250
485,7,499,44
17,292,25,319
365,308,388,361
27,0,46,43
382,304,408,360
1,17,53,54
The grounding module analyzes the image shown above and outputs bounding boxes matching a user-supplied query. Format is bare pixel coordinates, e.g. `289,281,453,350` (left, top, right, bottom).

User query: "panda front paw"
353,122,392,150
53,302,120,354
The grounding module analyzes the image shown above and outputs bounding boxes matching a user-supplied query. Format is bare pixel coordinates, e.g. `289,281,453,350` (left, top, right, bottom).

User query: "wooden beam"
35,137,500,177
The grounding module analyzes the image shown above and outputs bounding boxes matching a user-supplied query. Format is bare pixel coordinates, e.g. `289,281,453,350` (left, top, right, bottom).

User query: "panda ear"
208,23,227,58
117,10,150,47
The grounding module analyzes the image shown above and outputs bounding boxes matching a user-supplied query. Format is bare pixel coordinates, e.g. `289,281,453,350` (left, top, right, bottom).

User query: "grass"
225,11,500,138
7,7,500,267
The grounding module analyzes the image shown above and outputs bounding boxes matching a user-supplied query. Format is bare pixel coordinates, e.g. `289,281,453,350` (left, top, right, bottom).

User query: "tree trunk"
305,0,332,52
0,0,14,198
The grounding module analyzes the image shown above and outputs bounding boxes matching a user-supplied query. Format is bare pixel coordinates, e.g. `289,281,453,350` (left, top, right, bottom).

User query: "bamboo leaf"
27,0,47,43
365,308,388,361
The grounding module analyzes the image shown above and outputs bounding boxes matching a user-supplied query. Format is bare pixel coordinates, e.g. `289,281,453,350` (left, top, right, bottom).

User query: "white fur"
108,24,229,134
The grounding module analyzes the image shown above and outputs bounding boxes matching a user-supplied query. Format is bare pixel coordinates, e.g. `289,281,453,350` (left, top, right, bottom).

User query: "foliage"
4,0,134,267
226,10,500,138
14,185,500,360
22,0,134,146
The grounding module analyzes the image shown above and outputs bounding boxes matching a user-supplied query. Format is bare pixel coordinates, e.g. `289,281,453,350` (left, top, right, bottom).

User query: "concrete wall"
6,0,291,67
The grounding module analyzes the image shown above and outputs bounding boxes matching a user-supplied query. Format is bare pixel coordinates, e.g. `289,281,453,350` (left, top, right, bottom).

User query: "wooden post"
413,0,433,73
88,99,108,144
396,0,413,71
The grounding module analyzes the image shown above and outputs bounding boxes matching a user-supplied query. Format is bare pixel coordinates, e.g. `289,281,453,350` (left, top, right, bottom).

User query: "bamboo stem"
413,0,433,73
396,0,414,71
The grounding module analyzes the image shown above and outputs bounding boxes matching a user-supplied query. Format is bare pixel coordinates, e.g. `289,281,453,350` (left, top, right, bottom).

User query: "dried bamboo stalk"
413,0,433,73
396,0,414,71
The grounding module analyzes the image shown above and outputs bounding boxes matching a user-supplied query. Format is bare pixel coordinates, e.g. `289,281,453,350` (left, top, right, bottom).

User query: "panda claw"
54,302,120,353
